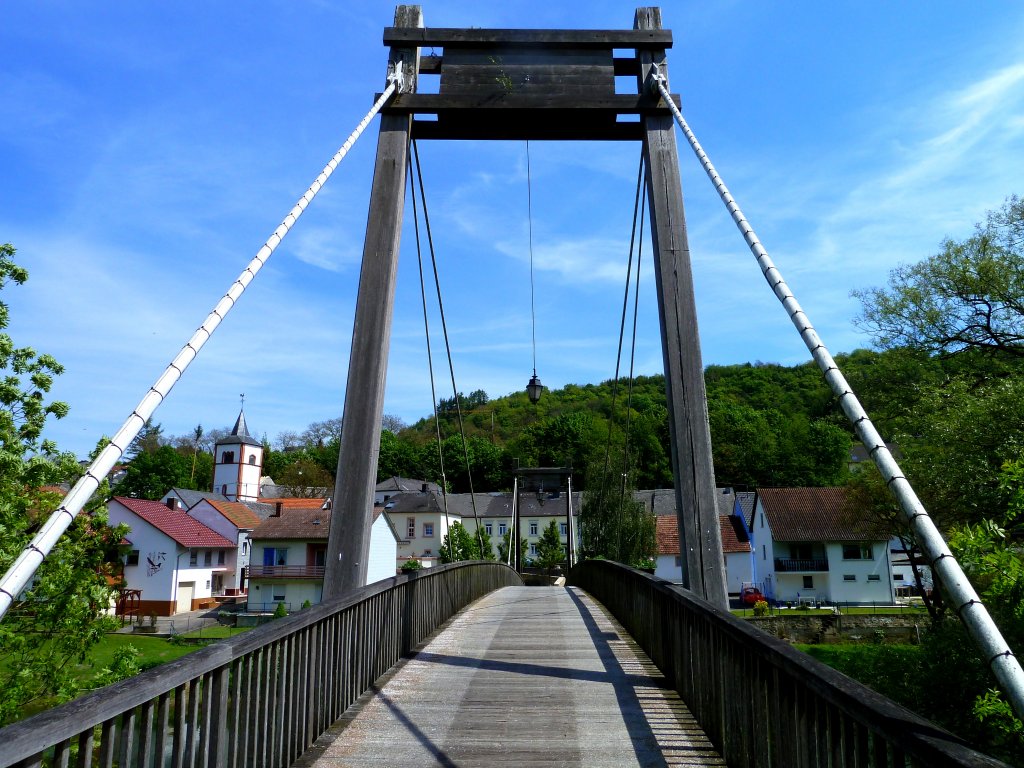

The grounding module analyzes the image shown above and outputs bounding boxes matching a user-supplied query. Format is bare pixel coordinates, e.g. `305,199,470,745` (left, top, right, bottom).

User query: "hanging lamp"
525,140,542,405
526,373,543,404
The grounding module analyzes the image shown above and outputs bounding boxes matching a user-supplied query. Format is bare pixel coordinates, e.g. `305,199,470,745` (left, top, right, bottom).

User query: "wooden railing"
569,559,1009,768
0,561,521,768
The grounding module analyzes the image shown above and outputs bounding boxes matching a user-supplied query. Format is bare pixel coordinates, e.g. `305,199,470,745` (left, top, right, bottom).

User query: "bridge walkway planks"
297,585,726,767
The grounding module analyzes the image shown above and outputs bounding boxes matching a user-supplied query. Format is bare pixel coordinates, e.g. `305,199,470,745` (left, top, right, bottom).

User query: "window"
273,589,286,602
893,573,905,581
674,556,682,567
802,576,814,590
791,543,812,560
529,543,538,556
559,523,567,536
423,522,434,537
498,522,507,536
760,513,764,529
423,549,432,556
762,545,766,561
842,543,874,560
218,550,226,565
843,574,856,582
248,455,257,465
529,522,538,536
126,550,140,566
204,551,213,566
867,574,881,581
205,580,211,590
189,551,198,567
222,451,235,463
242,541,249,555
263,548,287,566
407,518,416,538
485,523,493,536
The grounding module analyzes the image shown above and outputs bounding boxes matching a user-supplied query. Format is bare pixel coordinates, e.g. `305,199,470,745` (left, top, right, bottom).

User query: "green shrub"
272,602,287,619
753,600,769,617
401,559,423,572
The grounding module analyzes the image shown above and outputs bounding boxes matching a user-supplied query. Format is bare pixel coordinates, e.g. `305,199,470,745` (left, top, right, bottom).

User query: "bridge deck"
298,585,725,767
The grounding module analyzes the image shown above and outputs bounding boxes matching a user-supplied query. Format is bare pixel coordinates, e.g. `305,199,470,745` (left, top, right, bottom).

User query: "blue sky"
3,2,1024,459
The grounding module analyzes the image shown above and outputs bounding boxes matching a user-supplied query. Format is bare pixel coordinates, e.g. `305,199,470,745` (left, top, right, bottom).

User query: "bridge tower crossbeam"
323,5,728,606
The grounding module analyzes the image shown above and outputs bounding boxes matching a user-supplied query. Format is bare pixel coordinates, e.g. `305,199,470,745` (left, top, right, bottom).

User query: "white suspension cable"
649,69,1024,720
0,79,400,622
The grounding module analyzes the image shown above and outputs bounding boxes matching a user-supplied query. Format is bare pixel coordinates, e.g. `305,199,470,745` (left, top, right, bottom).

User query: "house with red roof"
751,487,895,605
653,488,753,593
108,496,238,616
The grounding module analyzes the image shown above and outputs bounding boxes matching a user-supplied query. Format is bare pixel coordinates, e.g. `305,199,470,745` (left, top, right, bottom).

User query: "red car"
740,586,765,606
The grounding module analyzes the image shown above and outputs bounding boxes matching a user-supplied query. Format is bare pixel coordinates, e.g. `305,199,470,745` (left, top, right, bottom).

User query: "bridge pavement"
296,585,725,767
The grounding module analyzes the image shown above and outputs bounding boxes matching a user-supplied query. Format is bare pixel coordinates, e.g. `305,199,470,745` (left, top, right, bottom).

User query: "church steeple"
213,405,264,502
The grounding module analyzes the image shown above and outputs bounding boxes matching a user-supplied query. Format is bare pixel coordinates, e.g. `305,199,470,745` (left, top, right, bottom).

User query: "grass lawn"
177,625,252,640
74,635,197,685
732,605,929,618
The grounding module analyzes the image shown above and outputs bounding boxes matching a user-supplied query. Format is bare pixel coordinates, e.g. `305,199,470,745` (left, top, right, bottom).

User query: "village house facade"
108,496,237,616
247,500,399,612
751,487,896,605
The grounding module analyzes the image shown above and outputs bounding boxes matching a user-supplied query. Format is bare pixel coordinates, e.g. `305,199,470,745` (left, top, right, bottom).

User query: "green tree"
439,521,480,563
854,195,1024,358
115,444,191,499
497,529,527,564
579,470,655,567
0,243,127,724
535,520,565,572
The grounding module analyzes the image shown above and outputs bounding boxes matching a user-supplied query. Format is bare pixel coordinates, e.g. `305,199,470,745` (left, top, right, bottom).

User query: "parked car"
740,586,765,606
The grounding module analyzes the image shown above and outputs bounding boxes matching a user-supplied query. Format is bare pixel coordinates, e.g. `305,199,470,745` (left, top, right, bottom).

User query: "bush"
401,559,423,572
753,600,769,617
272,602,287,619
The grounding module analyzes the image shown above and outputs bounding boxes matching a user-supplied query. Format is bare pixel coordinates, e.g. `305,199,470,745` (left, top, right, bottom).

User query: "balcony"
248,565,325,580
774,558,828,573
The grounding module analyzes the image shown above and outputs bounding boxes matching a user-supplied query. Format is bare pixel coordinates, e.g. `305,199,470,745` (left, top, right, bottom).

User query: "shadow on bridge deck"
295,586,725,767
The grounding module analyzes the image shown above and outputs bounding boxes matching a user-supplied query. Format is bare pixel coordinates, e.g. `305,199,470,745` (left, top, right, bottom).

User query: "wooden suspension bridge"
0,7,1019,767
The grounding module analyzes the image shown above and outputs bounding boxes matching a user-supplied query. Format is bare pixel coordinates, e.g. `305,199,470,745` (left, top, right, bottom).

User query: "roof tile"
114,497,235,548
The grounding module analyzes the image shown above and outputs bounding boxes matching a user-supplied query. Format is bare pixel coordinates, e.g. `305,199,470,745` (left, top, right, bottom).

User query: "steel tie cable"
0,77,401,621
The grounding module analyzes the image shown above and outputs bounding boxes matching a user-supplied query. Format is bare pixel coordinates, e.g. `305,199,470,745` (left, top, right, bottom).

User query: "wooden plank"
635,7,729,609
384,92,673,113
295,587,724,767
383,27,673,49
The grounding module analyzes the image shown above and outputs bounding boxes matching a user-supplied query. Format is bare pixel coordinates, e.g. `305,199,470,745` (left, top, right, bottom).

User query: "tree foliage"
854,196,1024,358
535,520,565,572
438,521,482,563
0,244,127,724
579,470,656,566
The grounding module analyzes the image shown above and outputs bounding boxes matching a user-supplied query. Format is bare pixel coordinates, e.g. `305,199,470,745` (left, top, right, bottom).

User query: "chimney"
165,498,177,510
422,483,428,492
273,502,283,517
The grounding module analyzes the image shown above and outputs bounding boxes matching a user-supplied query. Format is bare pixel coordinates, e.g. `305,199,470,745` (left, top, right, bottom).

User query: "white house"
454,491,582,565
247,501,399,612
751,487,895,605
108,496,238,615
382,489,459,568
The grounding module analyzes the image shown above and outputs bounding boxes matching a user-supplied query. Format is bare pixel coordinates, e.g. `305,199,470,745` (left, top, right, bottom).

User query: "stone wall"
747,613,925,644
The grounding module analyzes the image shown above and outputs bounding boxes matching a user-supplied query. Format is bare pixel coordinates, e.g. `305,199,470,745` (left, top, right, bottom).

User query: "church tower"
213,410,263,502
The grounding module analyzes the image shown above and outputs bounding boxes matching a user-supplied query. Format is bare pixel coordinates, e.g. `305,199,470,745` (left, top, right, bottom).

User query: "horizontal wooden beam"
411,118,644,141
382,92,679,114
384,27,672,49
418,55,640,77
